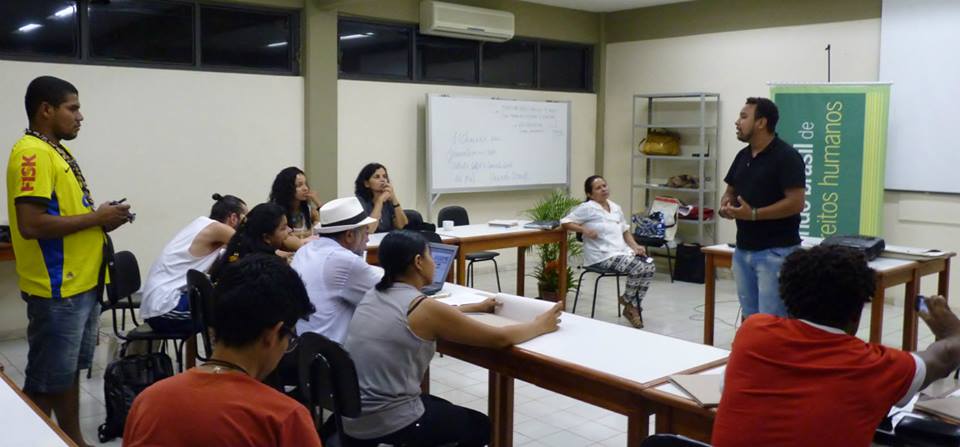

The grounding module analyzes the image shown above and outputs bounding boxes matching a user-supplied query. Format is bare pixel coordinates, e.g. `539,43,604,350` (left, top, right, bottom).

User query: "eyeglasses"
281,325,299,353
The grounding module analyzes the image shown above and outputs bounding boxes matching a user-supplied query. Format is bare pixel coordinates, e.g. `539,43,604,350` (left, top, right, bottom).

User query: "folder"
668,374,723,408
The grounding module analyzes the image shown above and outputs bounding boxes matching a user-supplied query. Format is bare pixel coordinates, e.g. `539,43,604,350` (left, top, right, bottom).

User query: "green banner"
770,84,890,237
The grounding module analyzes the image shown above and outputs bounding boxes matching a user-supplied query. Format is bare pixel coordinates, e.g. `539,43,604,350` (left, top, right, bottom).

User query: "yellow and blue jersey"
6,134,105,298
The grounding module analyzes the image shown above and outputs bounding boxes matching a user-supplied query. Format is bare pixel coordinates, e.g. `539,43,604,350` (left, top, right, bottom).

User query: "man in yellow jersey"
7,76,132,446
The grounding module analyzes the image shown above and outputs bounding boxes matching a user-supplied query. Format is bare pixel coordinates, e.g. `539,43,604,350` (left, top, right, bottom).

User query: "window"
201,6,295,71
416,34,478,83
481,39,535,88
0,0,78,58
539,43,590,91
336,18,593,92
88,0,194,64
338,20,411,79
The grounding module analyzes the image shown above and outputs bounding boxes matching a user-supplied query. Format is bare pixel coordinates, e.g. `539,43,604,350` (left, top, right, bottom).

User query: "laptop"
423,242,458,295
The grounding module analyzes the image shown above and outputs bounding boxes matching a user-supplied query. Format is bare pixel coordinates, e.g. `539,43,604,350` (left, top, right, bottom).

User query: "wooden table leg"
627,411,650,446
516,247,526,297
902,270,922,351
558,234,568,308
704,253,716,346
869,281,885,344
457,249,467,286
939,258,951,301
488,371,514,447
185,335,197,369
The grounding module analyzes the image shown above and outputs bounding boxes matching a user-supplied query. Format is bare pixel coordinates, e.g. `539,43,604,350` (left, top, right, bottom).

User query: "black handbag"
673,243,705,284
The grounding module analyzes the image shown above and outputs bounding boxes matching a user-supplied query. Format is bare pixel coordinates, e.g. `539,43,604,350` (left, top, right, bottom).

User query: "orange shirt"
124,369,322,447
712,314,921,447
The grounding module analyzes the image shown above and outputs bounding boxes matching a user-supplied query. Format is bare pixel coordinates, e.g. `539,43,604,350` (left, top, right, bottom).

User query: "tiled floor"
0,259,938,446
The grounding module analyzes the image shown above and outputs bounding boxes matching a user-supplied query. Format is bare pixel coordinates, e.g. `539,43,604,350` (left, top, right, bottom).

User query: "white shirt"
141,217,221,319
562,199,634,267
292,237,384,343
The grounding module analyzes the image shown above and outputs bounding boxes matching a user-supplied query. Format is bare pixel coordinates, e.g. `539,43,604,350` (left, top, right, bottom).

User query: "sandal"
624,305,644,329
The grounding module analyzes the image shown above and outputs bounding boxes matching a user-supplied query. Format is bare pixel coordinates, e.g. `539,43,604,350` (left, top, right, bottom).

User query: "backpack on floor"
97,352,174,442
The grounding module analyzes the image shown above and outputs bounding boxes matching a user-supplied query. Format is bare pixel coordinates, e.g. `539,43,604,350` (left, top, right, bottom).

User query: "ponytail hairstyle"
209,202,286,282
375,230,428,291
209,193,246,222
269,166,313,229
583,175,604,202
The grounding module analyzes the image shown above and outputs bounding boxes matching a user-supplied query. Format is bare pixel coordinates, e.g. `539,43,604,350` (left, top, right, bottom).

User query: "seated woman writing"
354,162,408,233
209,202,292,282
342,230,561,447
561,175,656,328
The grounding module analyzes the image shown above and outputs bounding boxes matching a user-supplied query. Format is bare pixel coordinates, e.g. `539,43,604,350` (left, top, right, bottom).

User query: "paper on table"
668,374,723,407
488,219,520,227
462,293,554,327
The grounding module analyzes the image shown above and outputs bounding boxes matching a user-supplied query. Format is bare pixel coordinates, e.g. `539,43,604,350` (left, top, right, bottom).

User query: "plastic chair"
437,205,501,291
640,434,712,447
572,232,624,318
297,333,365,446
105,250,195,372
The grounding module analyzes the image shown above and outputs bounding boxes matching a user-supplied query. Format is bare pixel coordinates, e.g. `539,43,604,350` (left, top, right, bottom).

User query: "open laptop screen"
424,242,458,295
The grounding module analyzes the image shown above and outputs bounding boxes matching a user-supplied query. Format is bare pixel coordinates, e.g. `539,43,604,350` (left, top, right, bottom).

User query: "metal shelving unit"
631,93,720,245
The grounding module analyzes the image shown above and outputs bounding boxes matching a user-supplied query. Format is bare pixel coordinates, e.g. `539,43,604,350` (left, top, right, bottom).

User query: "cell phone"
110,198,127,205
917,295,929,313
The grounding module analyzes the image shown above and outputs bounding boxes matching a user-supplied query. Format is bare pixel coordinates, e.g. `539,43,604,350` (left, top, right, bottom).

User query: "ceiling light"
53,6,76,18
266,41,288,48
339,32,375,40
18,24,42,33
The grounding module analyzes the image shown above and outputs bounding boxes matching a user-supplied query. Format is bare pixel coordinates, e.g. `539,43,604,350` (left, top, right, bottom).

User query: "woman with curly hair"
354,162,408,233
270,167,321,242
209,203,291,282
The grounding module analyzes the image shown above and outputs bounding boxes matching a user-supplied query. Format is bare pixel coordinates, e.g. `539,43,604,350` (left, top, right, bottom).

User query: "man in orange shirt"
124,255,321,447
713,245,960,447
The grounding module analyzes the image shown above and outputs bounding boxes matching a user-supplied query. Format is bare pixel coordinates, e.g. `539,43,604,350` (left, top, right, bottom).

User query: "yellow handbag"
640,129,681,156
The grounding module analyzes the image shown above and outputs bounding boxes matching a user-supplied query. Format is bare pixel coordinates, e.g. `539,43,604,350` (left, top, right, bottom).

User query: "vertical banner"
769,83,890,237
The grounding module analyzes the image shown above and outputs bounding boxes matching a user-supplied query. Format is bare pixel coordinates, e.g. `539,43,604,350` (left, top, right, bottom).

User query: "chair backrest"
186,269,215,357
404,209,424,227
437,205,469,226
640,434,712,447
420,231,442,243
109,250,141,306
297,333,362,422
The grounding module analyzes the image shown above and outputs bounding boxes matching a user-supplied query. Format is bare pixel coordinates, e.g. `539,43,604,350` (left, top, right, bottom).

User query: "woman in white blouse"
561,175,655,328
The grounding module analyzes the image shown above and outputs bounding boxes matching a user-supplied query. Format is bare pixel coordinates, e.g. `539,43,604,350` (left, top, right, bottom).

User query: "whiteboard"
880,0,960,193
426,94,570,194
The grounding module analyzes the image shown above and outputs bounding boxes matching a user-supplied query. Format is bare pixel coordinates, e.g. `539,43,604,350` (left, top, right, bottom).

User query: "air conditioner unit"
420,1,515,42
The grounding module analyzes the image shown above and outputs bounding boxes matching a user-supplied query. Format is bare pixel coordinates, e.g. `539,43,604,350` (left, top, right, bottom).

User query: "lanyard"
23,129,94,207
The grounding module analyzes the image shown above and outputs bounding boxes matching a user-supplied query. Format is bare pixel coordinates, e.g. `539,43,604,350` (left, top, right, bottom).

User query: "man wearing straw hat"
292,197,382,343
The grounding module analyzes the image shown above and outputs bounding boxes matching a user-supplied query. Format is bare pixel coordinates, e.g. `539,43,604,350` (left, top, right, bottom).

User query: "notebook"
422,242,458,296
915,397,960,424
668,374,723,408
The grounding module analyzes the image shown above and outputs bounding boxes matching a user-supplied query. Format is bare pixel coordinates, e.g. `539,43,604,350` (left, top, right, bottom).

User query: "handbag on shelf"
640,129,681,156
633,211,667,241
678,205,714,221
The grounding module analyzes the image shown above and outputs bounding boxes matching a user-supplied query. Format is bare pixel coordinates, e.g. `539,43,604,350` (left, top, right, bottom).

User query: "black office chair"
572,232,624,318
640,434,712,447
404,209,436,233
297,333,366,446
437,205,501,291
106,250,196,372
186,269,215,361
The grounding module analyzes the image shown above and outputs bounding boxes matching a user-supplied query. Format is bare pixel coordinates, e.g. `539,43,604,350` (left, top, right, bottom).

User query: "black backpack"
97,352,174,442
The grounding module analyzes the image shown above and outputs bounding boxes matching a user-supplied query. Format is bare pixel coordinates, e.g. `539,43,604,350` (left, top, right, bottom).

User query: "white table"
0,369,74,446
436,284,729,446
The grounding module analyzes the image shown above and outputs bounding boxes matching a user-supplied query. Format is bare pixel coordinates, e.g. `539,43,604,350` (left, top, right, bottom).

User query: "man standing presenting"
719,97,805,318
7,76,132,446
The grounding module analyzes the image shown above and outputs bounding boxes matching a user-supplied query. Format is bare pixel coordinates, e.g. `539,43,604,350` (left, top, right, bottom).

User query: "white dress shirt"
561,199,634,267
292,237,384,343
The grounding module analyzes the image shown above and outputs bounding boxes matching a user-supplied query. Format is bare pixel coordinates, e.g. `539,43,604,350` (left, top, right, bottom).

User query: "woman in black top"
209,202,291,282
354,162,408,233
270,167,321,244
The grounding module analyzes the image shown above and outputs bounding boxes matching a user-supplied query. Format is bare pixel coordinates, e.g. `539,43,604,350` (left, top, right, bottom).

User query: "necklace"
202,359,249,376
23,129,94,207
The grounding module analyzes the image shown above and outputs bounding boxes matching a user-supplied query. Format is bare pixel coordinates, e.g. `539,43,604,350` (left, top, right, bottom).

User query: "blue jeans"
732,245,799,318
22,288,100,394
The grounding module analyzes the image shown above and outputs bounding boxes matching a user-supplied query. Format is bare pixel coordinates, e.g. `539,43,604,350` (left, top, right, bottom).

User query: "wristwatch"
751,208,758,221
392,202,401,208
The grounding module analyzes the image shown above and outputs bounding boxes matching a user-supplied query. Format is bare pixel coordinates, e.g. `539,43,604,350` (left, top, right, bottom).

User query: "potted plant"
524,190,582,302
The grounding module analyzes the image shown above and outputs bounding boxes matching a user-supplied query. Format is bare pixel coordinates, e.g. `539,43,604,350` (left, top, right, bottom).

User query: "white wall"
605,18,960,296
0,60,304,335
338,80,597,269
